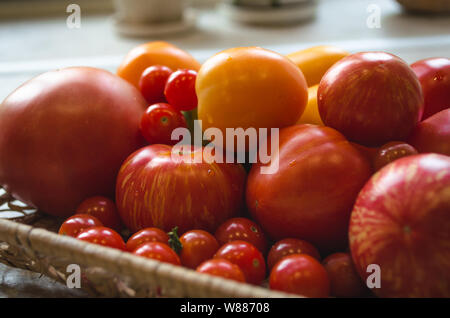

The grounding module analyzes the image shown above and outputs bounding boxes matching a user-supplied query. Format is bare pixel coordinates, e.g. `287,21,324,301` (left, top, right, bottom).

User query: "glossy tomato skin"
196,259,246,283
0,67,147,217
297,85,323,126
59,214,103,237
373,141,418,171
133,242,181,266
126,228,169,252
247,125,372,252
349,154,450,297
179,230,219,269
138,65,173,104
76,226,126,251
318,52,424,147
116,144,247,234
76,196,123,231
214,241,266,285
215,217,268,255
164,69,198,111
269,254,330,298
267,238,321,271
411,57,450,119
408,108,450,156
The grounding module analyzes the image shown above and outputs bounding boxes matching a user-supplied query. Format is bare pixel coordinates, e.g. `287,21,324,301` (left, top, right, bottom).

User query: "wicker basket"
396,0,450,13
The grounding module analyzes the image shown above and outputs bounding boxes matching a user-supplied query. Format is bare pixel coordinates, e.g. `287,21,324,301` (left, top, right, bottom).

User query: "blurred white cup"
113,0,185,24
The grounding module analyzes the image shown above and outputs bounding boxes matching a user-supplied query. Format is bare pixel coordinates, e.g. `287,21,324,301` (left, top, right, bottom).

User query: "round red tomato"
269,254,330,298
373,141,418,171
214,240,266,285
179,230,219,269
59,214,103,237
215,217,268,255
76,226,126,251
126,227,169,252
247,125,372,252
164,69,198,111
133,242,181,266
196,259,246,283
76,196,123,231
267,238,321,271
138,65,173,104
411,57,450,120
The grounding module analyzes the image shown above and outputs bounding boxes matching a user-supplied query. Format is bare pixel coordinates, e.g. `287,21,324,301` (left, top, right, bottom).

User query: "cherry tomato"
267,238,321,271
269,254,330,297
138,65,173,104
140,103,187,145
215,217,268,255
373,141,418,171
196,259,246,283
76,196,123,231
322,252,368,298
164,69,198,111
76,226,126,251
133,242,181,266
179,230,219,269
126,227,170,252
214,240,266,285
59,214,103,237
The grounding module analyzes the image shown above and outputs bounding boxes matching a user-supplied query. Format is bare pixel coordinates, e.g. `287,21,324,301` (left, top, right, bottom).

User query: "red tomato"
76,226,126,251
214,240,266,285
126,227,169,252
164,69,198,111
411,57,450,119
179,230,220,269
267,238,321,271
373,141,418,171
322,252,367,298
269,254,330,298
350,154,450,297
215,218,268,255
59,214,103,237
138,65,173,104
76,196,123,231
247,125,372,252
115,144,246,234
133,242,181,266
318,52,423,146
196,259,246,283
140,103,187,145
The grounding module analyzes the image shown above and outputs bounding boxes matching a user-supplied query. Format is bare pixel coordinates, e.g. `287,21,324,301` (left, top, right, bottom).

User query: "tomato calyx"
168,226,183,254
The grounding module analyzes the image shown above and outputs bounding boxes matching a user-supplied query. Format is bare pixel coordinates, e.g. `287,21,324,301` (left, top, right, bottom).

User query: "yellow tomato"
286,45,349,87
297,85,323,126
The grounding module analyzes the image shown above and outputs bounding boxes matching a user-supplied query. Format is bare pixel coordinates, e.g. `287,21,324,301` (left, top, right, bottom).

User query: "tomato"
411,57,450,119
322,252,368,298
373,141,418,171
296,85,323,126
138,65,173,104
164,69,198,111
247,125,371,252
0,67,147,217
126,227,169,252
196,259,246,283
133,242,181,266
349,154,450,297
140,103,187,145
76,196,123,231
214,240,266,285
178,230,219,269
76,226,126,251
286,45,349,87
267,238,321,271
269,254,330,298
59,214,103,237
215,217,268,255
116,144,246,234
318,52,424,147
350,142,378,166
117,41,200,89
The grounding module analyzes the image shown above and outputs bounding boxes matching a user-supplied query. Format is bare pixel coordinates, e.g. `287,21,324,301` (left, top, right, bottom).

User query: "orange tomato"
117,41,201,89
297,84,323,125
286,45,349,87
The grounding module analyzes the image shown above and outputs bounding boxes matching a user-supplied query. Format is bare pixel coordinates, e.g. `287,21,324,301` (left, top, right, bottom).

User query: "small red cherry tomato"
267,238,321,271
140,103,187,145
179,230,219,269
196,259,246,283
133,242,181,266
126,227,170,252
215,217,268,255
373,141,418,171
269,254,330,297
214,240,266,285
59,214,103,237
138,65,173,104
76,196,123,231
76,226,126,251
164,69,198,111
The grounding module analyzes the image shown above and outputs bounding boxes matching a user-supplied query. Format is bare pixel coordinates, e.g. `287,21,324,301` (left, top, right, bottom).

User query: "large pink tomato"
0,67,147,217
246,125,372,252
116,144,246,234
318,52,424,147
349,154,450,297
